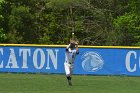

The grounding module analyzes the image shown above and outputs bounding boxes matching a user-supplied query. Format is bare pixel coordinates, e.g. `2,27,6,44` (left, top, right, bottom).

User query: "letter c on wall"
126,51,136,72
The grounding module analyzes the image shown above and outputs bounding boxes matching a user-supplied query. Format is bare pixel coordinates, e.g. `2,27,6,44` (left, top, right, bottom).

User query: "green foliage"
9,6,31,29
0,28,6,42
0,3,6,43
0,0,140,45
0,0,3,3
113,0,140,46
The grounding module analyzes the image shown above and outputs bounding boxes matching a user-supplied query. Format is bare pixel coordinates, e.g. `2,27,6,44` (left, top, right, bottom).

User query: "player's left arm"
75,44,79,54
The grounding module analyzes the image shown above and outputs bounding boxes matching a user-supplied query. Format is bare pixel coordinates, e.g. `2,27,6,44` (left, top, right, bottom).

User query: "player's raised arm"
75,44,79,54
66,44,70,52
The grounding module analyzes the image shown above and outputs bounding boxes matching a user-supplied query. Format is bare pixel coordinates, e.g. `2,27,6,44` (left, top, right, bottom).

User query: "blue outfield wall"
0,44,140,76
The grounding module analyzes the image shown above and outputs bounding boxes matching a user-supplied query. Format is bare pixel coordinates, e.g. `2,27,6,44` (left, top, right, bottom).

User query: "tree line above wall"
0,0,140,46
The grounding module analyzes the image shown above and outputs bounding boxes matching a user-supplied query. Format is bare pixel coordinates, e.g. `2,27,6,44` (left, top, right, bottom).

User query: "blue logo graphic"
81,51,104,72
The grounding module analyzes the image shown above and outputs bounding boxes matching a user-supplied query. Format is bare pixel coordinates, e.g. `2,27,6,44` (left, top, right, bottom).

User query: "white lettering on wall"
46,49,59,69
0,48,59,70
33,48,45,69
19,49,31,68
0,48,3,68
126,51,136,72
5,48,19,68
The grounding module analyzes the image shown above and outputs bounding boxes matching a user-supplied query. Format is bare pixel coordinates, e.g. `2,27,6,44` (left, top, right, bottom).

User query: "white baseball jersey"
65,49,77,64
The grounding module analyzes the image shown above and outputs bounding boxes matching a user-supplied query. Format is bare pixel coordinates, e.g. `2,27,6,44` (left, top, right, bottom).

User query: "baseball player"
64,41,79,86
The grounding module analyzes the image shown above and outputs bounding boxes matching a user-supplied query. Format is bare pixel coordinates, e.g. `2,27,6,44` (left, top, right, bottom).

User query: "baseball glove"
70,38,79,45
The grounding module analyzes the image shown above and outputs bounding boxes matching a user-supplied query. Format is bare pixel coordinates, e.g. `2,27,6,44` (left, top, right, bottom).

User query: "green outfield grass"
0,73,140,93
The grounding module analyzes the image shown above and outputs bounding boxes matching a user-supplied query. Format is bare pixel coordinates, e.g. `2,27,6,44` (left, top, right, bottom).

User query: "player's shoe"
68,80,72,86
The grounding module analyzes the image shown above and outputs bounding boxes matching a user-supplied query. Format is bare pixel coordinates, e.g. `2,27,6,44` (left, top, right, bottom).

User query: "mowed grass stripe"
0,73,140,93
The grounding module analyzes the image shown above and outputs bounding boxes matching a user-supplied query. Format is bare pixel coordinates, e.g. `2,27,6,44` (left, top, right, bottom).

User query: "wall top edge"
0,44,140,49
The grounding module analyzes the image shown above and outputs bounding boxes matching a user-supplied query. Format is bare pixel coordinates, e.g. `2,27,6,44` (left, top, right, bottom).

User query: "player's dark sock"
66,76,72,86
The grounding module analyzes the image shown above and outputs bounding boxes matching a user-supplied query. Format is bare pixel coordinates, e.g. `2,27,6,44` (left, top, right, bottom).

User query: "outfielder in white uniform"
64,42,79,86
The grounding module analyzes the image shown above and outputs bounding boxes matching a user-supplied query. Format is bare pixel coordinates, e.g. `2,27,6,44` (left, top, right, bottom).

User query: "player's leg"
67,65,73,86
64,63,72,86
69,64,74,80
